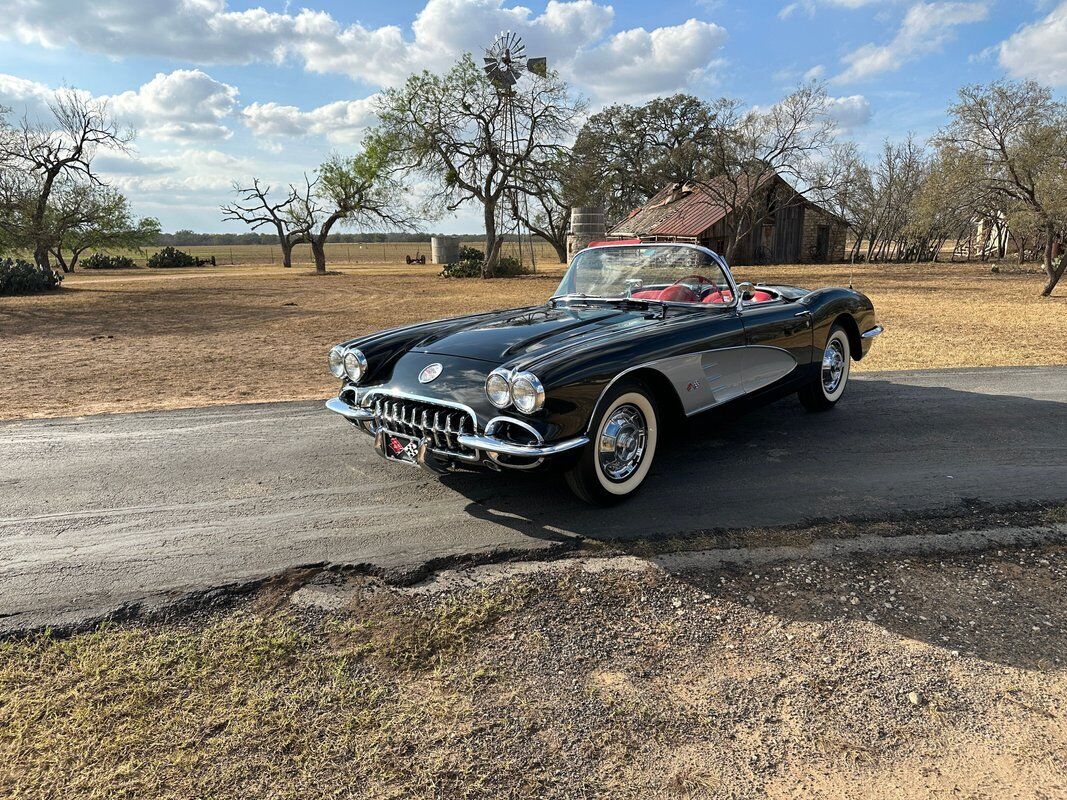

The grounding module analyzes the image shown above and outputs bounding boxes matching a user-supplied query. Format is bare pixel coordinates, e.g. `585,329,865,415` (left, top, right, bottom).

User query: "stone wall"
799,206,847,263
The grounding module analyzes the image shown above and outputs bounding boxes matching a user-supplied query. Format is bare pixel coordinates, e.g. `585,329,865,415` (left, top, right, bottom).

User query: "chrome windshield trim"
553,242,742,311
861,325,884,339
456,433,589,458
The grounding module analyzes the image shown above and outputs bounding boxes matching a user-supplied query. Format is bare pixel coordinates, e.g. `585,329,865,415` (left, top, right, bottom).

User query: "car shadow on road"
439,377,1067,668
442,377,1067,543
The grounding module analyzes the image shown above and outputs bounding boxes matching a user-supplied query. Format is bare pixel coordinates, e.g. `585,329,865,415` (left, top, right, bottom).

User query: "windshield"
553,245,734,306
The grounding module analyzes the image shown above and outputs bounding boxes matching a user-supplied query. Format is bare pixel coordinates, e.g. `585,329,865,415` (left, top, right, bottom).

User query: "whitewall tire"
799,324,851,411
565,381,658,505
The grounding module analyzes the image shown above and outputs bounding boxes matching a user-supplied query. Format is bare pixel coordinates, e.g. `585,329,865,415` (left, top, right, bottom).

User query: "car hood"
410,304,660,365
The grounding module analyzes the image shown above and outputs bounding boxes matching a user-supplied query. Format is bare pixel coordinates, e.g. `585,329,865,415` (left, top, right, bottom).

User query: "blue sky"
0,0,1063,233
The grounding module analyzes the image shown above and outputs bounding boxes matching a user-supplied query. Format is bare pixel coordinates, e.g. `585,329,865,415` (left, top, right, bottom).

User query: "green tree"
287,141,415,274
375,54,582,276
48,184,159,272
568,94,717,224
0,91,133,270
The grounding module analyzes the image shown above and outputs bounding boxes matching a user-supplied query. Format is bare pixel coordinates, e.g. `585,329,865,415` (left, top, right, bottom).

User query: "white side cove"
611,346,798,416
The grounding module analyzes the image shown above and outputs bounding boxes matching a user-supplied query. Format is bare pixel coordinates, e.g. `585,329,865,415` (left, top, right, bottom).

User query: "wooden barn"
608,174,847,264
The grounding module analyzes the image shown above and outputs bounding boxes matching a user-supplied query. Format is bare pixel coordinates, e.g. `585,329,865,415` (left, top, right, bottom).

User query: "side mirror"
624,278,644,296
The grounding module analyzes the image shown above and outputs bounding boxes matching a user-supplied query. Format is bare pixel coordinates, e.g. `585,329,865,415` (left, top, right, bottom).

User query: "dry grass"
0,259,1062,420
3,542,1066,799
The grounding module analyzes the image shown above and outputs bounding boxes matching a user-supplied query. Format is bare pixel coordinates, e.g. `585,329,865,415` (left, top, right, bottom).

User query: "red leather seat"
703,289,774,304
631,286,698,303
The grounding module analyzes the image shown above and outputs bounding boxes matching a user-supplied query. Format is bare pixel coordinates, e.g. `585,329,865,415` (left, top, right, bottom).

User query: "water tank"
569,206,607,260
571,206,606,237
430,235,460,265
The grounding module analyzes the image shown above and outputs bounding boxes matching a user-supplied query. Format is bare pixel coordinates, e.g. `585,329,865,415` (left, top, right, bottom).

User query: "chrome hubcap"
822,339,846,394
598,404,647,481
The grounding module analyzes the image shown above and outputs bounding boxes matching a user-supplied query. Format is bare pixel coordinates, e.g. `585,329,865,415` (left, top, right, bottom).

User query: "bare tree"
510,150,572,263
287,145,416,274
221,179,307,268
376,54,582,276
936,80,1067,296
695,83,841,263
0,91,133,270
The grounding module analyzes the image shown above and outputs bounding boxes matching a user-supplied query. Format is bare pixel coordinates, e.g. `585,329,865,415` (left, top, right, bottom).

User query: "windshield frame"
552,242,742,311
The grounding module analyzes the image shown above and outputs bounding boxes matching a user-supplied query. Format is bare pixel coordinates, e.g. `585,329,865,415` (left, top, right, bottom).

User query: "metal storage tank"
568,206,606,260
430,235,461,264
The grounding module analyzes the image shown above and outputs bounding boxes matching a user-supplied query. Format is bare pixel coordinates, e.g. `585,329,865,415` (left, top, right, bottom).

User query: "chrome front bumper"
325,395,589,464
861,325,884,339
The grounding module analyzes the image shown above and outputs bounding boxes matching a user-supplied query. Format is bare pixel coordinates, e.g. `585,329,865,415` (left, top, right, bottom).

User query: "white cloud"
106,69,239,142
571,19,728,100
0,72,55,119
833,1,989,83
0,0,722,101
998,1,1067,86
241,95,379,145
827,94,872,130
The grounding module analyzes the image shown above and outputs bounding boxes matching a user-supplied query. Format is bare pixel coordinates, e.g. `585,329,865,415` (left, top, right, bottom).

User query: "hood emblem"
419,363,443,383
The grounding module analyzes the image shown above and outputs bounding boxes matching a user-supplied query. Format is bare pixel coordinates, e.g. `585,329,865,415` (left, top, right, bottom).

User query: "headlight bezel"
485,367,512,409
510,371,545,415
328,345,347,378
342,348,368,384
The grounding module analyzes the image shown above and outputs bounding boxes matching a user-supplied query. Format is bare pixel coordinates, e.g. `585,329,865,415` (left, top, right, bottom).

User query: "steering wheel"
669,274,711,291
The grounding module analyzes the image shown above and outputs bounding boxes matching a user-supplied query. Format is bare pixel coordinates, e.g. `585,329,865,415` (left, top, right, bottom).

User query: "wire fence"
82,240,565,268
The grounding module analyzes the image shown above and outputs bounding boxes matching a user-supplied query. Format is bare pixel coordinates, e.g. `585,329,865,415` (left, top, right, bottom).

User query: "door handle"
794,310,811,317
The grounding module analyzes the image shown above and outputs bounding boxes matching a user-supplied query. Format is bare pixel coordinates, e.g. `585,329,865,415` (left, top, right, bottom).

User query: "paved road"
2,366,1066,632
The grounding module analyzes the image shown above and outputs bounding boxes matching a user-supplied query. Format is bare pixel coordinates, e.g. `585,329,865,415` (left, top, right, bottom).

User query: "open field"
71,239,565,268
3,528,1066,799
0,259,1063,420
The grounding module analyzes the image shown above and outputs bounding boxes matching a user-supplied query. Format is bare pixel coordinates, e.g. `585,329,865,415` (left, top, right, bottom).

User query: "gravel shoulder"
4,526,1065,799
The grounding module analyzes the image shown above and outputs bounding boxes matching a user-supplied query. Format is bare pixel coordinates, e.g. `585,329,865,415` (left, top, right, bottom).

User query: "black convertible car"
326,243,882,504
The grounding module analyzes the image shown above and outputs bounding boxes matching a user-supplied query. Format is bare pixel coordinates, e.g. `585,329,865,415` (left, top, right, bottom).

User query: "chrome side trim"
326,397,375,422
861,325,884,339
457,433,589,458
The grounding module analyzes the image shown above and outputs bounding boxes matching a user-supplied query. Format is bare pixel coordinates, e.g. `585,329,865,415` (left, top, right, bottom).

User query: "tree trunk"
1040,228,1064,297
311,237,327,274
483,202,499,278
280,240,293,269
551,238,568,264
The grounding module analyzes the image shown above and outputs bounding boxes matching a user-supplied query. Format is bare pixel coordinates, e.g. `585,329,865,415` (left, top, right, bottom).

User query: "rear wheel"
565,380,658,506
798,324,851,412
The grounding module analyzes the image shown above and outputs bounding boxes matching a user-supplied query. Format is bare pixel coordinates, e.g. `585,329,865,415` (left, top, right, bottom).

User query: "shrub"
83,253,138,270
438,246,531,278
0,258,63,295
440,245,485,278
147,247,197,269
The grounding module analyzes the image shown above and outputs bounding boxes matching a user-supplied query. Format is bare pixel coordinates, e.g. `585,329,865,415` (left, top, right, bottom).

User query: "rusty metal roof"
609,174,772,239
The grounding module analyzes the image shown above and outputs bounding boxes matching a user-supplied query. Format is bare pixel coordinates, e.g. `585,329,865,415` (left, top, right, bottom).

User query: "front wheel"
798,324,851,411
565,380,659,506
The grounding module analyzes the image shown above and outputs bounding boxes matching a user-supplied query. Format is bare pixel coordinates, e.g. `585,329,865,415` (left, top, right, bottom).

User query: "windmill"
482,31,546,272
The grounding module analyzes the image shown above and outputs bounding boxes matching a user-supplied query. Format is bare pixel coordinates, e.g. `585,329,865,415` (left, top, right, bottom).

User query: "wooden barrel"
430,236,460,265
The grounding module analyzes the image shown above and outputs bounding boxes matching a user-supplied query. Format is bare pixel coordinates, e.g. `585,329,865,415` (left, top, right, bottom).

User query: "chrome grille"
370,396,477,457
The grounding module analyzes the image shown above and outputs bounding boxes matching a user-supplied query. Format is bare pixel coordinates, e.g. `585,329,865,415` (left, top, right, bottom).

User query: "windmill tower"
482,31,547,272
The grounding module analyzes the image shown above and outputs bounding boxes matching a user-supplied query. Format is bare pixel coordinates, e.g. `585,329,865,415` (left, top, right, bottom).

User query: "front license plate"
384,432,420,464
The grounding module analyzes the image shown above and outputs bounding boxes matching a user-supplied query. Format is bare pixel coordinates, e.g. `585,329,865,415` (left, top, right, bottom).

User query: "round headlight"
510,372,545,414
328,346,346,378
343,349,368,383
486,369,512,408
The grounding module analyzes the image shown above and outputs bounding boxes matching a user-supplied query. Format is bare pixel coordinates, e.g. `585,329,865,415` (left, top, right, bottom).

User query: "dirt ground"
3,529,1065,799
0,259,1063,420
